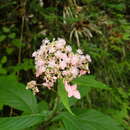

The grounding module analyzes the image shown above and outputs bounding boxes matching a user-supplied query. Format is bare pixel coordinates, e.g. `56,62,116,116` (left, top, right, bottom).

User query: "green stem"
46,96,60,122
39,96,60,129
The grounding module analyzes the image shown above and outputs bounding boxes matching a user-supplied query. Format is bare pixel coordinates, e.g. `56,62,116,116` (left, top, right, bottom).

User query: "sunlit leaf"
0,75,38,113
0,114,44,130
57,109,124,130
72,75,110,97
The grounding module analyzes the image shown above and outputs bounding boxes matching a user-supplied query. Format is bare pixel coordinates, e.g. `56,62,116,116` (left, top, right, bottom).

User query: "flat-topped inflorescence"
26,38,91,99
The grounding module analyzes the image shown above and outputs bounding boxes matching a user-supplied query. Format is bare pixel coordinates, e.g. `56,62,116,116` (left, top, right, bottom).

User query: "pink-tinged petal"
42,82,52,89
73,90,81,99
36,70,42,77
80,70,86,75
62,70,70,76
61,53,67,60
32,51,37,57
65,84,71,92
49,47,55,53
59,61,66,69
55,51,62,58
80,55,86,62
62,71,67,76
77,49,83,54
53,76,57,80
64,81,71,92
66,45,72,52
86,54,92,62
71,84,77,91
70,67,79,77
48,60,56,68
68,90,73,97
42,39,50,44
56,38,66,45
61,54,70,64
64,82,80,99
55,38,66,49
37,60,45,66
71,55,79,65
36,66,46,77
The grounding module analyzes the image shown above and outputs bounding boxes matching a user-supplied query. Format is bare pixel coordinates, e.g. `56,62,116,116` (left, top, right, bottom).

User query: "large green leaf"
58,79,73,114
48,123,65,130
0,75,38,113
72,75,110,96
0,114,44,130
38,100,48,112
58,109,124,130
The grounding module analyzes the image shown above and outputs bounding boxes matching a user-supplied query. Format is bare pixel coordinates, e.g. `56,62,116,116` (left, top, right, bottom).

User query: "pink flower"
66,45,72,52
35,60,45,77
55,38,66,49
32,51,37,57
59,61,67,69
77,49,83,54
61,53,70,64
42,82,51,89
37,60,45,66
70,67,79,77
61,53,67,59
48,60,56,68
42,39,50,44
49,47,56,53
55,51,62,58
71,55,79,65
64,82,80,99
36,66,45,77
80,55,86,63
29,38,91,98
42,81,54,89
62,70,70,76
80,70,86,75
86,54,91,62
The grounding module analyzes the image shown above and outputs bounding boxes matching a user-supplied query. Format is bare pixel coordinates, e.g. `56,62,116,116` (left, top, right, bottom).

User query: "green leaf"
58,79,73,114
0,114,44,130
8,33,16,39
11,59,34,73
0,75,38,113
48,123,65,130
6,48,14,55
107,3,125,11
0,65,7,74
0,56,7,64
12,39,25,48
0,103,3,110
58,109,124,130
38,100,48,113
0,35,6,42
24,126,38,130
2,27,10,33
72,75,110,97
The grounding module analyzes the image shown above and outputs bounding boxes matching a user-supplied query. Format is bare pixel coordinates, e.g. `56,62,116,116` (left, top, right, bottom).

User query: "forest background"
0,0,130,130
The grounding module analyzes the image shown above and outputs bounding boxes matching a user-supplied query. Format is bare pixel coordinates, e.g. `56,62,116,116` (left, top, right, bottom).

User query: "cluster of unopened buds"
26,38,91,99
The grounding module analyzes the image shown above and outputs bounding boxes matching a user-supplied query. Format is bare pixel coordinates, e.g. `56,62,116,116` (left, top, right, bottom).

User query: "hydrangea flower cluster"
26,38,91,99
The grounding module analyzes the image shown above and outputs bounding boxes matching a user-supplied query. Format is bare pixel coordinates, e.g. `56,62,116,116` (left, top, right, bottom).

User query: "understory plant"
0,38,124,130
0,0,130,129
